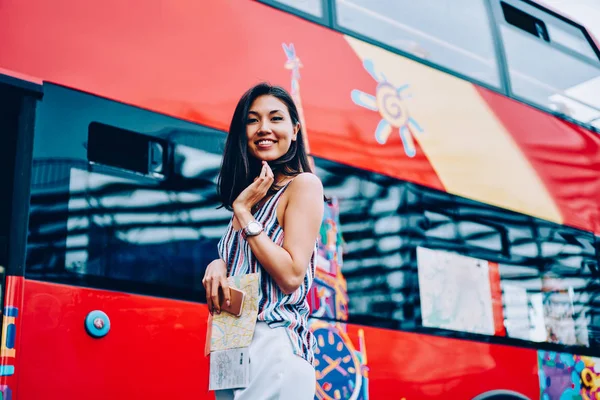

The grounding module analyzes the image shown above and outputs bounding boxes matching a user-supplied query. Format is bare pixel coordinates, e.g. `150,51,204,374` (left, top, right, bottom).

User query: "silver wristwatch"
241,220,263,240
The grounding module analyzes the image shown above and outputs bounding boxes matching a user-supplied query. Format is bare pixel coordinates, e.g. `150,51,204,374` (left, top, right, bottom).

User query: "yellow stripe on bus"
345,36,562,224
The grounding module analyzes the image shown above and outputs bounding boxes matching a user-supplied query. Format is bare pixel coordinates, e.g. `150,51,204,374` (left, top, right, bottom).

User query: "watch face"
313,323,362,400
246,221,262,235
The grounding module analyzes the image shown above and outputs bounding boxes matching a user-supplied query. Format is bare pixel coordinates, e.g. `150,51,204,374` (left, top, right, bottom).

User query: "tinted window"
334,0,501,87
493,0,600,129
314,157,600,350
26,84,228,300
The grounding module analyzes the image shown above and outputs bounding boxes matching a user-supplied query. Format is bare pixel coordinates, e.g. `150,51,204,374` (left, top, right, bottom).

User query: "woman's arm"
233,172,324,294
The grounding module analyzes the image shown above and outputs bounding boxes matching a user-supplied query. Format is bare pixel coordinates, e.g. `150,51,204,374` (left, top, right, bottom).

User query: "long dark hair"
217,82,312,210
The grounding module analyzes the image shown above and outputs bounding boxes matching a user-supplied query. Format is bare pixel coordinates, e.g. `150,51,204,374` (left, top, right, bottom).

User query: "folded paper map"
210,273,260,352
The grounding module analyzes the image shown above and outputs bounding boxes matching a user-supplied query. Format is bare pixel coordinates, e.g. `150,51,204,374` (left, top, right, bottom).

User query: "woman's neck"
277,169,303,186
274,173,292,186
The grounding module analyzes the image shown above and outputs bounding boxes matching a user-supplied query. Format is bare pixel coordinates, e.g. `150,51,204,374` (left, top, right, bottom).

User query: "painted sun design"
351,59,423,157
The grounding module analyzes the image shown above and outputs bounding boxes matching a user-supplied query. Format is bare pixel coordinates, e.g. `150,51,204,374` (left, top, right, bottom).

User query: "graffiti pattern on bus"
282,42,311,156
0,305,18,399
0,385,12,400
538,350,600,399
351,59,423,157
309,198,369,400
283,42,369,400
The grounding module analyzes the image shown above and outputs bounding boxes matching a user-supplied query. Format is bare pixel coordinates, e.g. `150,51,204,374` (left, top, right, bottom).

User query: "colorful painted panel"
0,277,23,400
311,197,349,322
310,197,366,399
538,350,600,399
310,320,368,400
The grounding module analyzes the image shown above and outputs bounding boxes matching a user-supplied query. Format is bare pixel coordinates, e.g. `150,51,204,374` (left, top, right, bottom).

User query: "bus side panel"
18,279,213,400
17,279,540,400
344,324,540,400
0,276,24,400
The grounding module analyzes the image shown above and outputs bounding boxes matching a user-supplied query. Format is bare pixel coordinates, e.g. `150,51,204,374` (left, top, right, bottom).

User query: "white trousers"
215,322,316,400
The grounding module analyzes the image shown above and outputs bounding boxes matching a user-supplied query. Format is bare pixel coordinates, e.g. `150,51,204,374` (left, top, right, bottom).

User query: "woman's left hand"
232,161,274,212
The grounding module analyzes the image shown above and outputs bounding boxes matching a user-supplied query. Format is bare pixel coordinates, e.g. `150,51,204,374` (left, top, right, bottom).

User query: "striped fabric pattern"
217,181,317,365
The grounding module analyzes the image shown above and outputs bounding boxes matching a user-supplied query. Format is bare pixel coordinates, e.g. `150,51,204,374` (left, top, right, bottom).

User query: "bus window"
333,0,501,88
26,83,228,301
315,157,600,350
493,0,600,130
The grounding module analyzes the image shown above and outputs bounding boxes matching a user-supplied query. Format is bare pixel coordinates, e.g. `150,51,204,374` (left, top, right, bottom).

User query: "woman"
203,82,324,399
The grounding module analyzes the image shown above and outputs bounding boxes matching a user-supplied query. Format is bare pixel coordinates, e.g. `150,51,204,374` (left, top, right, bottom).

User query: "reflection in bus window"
64,153,226,288
495,0,600,129
315,157,600,349
26,84,228,300
334,0,501,87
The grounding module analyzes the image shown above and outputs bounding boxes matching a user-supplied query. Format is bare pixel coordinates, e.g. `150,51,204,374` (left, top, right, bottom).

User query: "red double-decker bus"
0,0,599,399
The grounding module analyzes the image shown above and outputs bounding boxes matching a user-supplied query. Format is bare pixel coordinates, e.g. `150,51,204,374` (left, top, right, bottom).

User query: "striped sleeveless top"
217,180,317,365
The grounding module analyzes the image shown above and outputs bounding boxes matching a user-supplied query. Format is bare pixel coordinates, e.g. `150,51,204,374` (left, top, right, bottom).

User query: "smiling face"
246,95,299,162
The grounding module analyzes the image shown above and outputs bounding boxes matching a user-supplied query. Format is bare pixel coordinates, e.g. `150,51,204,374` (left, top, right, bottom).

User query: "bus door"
0,73,42,400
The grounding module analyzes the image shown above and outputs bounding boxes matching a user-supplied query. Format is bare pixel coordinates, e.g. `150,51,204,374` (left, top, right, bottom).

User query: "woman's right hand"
202,259,230,315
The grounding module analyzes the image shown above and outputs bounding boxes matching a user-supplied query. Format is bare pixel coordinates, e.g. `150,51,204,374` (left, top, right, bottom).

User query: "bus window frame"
511,0,600,63
486,0,600,133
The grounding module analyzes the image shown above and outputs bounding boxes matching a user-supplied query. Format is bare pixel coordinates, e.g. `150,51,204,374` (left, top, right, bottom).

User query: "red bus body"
0,1,599,399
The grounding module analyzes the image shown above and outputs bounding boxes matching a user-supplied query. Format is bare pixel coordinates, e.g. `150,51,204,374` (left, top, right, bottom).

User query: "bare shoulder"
278,174,323,226
281,173,324,224
288,173,323,197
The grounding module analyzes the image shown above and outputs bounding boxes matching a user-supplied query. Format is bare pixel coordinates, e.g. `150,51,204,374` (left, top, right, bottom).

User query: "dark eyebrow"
248,109,284,115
